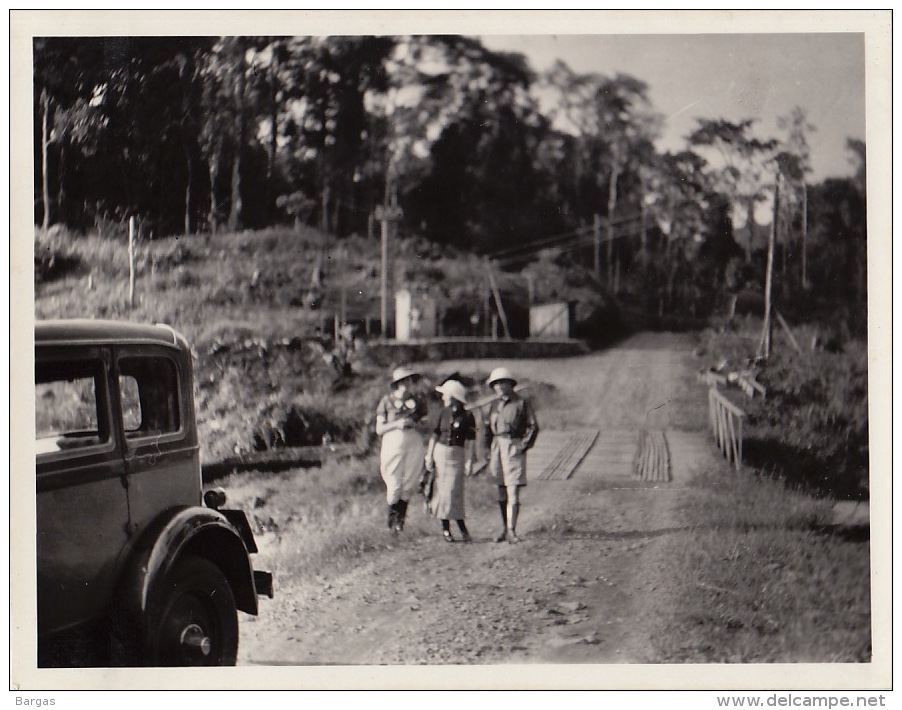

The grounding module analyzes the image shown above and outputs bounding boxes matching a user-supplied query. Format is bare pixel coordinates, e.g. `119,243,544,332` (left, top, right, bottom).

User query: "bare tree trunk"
332,194,341,237
758,177,779,360
267,55,279,225
227,60,246,232
56,141,66,226
208,145,221,234
41,90,52,229
181,134,193,235
228,146,243,232
184,159,192,235
320,184,331,233
606,163,620,289
744,200,755,263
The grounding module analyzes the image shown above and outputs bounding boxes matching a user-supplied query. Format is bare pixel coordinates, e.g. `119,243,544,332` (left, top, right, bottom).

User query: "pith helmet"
435,379,468,404
487,367,517,386
391,366,420,385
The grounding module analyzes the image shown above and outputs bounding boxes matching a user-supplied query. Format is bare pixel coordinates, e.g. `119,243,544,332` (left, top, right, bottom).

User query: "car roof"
35,319,190,350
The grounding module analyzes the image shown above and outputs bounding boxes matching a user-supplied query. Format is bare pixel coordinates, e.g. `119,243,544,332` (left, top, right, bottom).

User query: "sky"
481,33,866,182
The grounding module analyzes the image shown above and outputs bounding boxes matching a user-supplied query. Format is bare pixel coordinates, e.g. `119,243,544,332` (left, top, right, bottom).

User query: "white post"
380,210,388,337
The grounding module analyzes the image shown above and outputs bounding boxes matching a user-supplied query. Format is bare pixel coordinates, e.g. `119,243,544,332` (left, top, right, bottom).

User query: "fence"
707,386,746,471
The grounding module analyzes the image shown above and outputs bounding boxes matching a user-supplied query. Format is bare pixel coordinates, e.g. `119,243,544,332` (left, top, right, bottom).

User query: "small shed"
395,290,437,341
529,301,575,340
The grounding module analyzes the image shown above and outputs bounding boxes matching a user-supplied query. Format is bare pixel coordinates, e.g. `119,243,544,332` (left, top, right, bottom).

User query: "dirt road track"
238,332,729,665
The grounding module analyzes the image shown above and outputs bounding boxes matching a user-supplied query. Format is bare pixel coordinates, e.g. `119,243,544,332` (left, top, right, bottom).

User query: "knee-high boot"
387,503,398,530
396,500,409,530
495,501,509,543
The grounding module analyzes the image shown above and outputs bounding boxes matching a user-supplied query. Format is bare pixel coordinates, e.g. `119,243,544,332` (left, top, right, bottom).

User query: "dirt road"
238,332,727,665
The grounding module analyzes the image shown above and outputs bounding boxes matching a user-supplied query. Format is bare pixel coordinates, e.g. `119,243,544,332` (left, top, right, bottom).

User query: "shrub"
702,324,869,500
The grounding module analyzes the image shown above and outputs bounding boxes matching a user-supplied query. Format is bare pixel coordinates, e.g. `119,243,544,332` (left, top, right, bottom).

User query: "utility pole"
758,174,779,360
376,192,402,339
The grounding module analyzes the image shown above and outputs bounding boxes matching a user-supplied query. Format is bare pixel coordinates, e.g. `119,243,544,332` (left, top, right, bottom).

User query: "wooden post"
485,262,511,339
128,216,136,308
775,309,803,355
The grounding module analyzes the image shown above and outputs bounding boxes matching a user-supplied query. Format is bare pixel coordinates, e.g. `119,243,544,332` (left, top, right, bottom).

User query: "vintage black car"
35,319,272,667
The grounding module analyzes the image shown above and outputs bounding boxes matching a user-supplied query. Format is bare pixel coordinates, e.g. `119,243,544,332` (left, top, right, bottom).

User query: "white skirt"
380,428,425,504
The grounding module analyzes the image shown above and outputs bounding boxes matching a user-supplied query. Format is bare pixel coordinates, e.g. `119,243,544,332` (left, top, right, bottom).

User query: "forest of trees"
33,35,868,334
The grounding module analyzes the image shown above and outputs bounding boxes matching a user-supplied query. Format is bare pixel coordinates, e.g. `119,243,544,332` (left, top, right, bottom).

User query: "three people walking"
375,365,538,543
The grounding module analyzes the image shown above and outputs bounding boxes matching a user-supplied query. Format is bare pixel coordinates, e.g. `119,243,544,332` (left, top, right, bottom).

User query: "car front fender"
117,506,260,618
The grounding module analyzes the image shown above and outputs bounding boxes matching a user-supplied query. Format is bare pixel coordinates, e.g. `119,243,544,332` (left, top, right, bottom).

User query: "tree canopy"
33,34,866,335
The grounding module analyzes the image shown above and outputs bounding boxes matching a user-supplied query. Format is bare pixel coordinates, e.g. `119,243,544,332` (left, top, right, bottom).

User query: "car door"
35,347,130,637
114,346,202,536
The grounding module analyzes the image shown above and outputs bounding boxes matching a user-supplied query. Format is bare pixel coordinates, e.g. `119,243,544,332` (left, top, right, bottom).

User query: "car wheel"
146,555,238,666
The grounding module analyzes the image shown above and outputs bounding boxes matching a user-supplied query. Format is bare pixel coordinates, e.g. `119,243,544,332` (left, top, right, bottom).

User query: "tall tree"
644,150,724,315
394,36,549,252
777,107,815,288
33,37,106,228
540,64,661,286
198,37,268,233
688,118,778,263
284,36,393,235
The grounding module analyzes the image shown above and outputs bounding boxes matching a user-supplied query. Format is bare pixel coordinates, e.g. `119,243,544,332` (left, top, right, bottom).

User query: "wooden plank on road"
531,430,599,481
572,429,640,482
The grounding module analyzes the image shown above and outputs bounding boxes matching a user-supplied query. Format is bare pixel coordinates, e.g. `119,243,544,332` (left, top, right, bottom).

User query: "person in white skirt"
424,379,476,543
375,366,428,532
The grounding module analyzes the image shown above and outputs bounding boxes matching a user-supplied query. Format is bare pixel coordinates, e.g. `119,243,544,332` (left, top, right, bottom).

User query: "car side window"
118,356,180,439
36,360,110,456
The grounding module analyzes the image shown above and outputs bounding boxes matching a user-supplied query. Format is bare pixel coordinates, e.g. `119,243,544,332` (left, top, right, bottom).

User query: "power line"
485,211,644,261
485,224,593,259
492,220,647,268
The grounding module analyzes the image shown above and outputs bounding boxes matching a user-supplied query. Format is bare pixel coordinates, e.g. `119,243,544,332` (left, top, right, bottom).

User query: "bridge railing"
708,387,746,471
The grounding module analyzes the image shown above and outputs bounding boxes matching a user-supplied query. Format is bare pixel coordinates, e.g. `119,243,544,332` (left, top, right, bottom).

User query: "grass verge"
652,470,870,663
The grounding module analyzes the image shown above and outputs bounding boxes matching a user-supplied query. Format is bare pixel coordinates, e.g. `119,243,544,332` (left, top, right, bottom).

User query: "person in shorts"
486,368,539,543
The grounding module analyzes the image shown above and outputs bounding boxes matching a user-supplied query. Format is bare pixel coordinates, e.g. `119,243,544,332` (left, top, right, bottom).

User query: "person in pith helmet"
375,366,428,532
424,379,476,543
485,367,539,543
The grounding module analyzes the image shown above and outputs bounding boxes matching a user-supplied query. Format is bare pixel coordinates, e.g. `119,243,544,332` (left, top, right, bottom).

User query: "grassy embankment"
656,320,871,662
699,320,869,501
35,225,605,463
